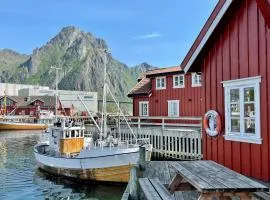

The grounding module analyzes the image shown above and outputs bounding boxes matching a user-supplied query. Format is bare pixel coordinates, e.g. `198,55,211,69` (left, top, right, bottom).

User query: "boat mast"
51,66,62,116
3,90,6,116
101,49,108,139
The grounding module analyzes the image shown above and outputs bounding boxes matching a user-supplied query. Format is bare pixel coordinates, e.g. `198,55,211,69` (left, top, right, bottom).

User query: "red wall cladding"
201,0,270,181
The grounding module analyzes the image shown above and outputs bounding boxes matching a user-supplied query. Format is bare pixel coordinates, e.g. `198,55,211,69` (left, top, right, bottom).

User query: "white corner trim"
222,76,261,86
224,135,262,144
184,0,233,73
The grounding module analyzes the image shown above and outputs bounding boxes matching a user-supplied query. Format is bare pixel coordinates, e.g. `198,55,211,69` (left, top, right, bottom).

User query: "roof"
145,66,182,77
0,95,57,108
181,0,270,73
127,77,151,97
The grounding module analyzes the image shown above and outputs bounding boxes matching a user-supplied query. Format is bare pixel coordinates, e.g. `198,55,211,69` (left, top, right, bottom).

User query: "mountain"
0,26,155,100
0,49,29,83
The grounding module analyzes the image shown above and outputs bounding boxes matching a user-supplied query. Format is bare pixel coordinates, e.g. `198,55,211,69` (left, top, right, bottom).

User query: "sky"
0,0,218,67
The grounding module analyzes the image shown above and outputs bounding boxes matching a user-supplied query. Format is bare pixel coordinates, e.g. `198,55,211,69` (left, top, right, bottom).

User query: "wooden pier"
87,116,203,160
122,147,269,200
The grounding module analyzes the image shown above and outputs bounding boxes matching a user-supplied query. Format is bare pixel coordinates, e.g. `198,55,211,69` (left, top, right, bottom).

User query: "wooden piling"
139,146,146,170
129,165,139,200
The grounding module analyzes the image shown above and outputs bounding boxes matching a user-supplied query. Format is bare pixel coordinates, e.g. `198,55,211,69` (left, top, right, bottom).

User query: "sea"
0,131,125,200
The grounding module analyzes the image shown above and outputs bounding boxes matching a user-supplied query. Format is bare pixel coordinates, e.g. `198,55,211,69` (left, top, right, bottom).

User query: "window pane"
230,89,239,102
157,79,160,88
231,119,240,132
244,119,255,134
244,103,255,117
244,87,254,102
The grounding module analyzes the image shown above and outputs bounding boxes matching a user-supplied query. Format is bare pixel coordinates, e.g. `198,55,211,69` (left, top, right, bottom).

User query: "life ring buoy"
203,110,221,137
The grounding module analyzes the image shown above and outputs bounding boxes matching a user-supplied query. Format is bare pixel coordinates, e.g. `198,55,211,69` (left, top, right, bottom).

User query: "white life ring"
203,110,222,137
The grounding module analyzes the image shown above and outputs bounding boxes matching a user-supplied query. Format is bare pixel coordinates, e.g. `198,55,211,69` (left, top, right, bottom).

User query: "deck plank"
139,178,162,200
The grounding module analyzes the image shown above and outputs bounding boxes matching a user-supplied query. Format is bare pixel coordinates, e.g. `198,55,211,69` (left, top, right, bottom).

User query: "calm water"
0,131,125,200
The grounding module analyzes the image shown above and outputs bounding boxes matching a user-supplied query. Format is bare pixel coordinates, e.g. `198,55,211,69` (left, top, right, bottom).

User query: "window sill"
173,86,185,89
224,134,262,144
156,87,166,90
191,84,202,87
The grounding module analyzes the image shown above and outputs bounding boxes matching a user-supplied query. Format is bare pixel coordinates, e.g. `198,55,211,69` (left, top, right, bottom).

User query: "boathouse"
181,0,270,181
128,67,202,118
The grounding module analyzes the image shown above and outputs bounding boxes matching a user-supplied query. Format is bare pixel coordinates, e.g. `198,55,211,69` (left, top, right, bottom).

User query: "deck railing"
86,116,203,160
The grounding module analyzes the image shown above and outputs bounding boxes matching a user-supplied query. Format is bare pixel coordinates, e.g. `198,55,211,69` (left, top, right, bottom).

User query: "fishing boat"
34,118,151,182
34,49,152,183
0,110,54,131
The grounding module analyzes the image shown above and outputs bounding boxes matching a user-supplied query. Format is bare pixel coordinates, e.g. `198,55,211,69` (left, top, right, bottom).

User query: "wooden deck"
122,160,270,200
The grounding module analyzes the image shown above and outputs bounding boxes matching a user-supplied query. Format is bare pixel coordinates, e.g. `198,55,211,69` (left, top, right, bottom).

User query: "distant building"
0,95,74,116
0,83,49,96
18,88,98,114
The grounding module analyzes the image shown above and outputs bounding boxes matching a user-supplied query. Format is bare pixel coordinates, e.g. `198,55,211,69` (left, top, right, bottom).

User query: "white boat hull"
34,144,151,182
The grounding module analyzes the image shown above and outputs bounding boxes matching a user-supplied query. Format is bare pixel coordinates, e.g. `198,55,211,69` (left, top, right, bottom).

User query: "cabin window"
192,73,202,87
223,76,261,144
139,101,149,116
173,75,185,88
71,130,75,138
65,131,69,138
81,130,84,137
168,100,179,117
156,77,166,89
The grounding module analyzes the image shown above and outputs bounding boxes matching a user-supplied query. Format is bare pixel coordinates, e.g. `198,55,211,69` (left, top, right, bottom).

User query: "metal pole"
51,66,62,115
103,52,107,138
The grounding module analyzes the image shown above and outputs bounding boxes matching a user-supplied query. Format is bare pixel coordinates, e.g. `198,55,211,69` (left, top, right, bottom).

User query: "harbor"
0,131,125,200
1,0,270,199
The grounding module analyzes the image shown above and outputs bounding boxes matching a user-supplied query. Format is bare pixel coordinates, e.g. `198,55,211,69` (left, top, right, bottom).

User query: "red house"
181,0,270,181
0,96,75,116
128,66,202,118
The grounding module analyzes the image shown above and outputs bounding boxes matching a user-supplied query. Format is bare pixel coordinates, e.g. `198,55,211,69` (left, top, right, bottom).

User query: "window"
223,76,261,144
192,73,202,87
168,100,179,117
173,75,185,88
156,77,166,89
139,101,149,116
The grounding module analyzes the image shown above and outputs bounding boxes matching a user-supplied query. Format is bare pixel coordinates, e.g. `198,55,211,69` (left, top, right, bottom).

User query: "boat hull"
36,161,132,182
34,144,152,183
0,121,48,130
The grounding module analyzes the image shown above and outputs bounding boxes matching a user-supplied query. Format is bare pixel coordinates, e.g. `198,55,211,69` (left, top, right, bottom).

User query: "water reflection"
0,131,125,200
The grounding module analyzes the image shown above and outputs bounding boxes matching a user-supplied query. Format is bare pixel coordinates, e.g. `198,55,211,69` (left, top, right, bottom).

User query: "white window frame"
173,75,185,88
191,73,202,87
222,76,262,144
156,76,166,90
168,100,179,117
139,101,149,116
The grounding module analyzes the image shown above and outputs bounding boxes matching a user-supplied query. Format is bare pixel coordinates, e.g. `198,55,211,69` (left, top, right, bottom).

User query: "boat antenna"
50,66,62,116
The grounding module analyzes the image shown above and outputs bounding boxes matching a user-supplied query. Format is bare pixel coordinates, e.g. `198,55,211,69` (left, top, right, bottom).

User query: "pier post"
139,146,146,170
129,165,139,200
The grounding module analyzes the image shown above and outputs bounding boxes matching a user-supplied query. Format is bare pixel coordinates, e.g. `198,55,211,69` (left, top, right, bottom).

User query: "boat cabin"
49,119,85,155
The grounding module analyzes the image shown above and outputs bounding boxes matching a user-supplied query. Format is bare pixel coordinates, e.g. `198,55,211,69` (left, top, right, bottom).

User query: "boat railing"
92,137,150,151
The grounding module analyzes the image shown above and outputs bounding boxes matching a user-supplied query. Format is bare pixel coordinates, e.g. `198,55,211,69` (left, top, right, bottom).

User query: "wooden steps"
139,178,175,200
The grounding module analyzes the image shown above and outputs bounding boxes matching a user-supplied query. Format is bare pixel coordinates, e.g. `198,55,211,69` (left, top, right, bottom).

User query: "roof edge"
182,0,233,73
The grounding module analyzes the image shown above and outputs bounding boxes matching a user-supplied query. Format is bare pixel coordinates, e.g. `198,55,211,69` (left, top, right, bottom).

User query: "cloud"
133,32,162,40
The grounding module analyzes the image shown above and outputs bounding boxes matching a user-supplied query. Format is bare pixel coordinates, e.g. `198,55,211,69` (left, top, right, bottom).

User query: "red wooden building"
128,66,202,118
181,0,270,181
0,96,75,116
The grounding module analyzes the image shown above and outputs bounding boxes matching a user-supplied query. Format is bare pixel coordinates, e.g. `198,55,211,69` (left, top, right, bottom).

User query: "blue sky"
0,0,218,67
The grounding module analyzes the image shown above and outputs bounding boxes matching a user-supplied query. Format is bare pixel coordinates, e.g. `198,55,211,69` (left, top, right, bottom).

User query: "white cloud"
133,32,162,40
